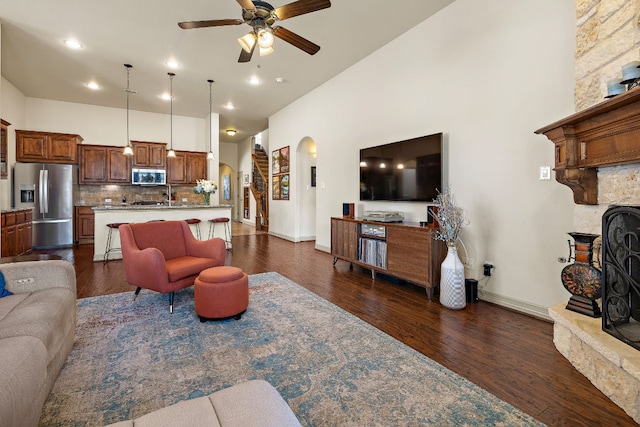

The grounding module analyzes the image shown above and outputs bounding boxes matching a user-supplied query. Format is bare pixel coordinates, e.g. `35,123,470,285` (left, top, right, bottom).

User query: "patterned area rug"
41,272,544,426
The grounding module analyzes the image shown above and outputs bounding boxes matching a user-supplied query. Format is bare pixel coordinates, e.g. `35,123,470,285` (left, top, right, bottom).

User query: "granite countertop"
93,204,233,211
1,207,34,214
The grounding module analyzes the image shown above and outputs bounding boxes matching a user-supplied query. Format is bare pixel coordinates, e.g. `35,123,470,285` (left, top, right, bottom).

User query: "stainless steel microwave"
132,168,167,185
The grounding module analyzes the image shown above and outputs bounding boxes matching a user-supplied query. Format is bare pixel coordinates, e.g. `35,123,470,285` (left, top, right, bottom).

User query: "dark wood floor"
48,231,636,426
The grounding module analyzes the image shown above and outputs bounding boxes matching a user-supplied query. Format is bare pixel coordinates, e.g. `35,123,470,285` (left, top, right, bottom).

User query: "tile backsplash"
78,185,205,205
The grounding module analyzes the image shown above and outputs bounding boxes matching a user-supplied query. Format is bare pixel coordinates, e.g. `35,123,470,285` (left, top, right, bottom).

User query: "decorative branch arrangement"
429,187,466,247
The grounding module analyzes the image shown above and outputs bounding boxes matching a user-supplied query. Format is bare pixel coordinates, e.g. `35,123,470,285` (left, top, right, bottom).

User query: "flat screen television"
359,132,442,202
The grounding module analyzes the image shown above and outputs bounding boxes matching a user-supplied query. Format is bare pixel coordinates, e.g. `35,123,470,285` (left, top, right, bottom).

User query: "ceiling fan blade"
273,26,320,55
275,0,331,20
178,19,244,29
236,0,256,10
238,43,256,63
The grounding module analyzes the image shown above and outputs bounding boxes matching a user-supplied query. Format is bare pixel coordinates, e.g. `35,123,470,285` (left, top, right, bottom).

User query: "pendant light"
207,79,215,160
167,72,176,158
123,64,134,156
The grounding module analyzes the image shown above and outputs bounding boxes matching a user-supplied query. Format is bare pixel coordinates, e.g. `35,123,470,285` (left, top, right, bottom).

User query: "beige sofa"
0,260,77,427
105,379,302,427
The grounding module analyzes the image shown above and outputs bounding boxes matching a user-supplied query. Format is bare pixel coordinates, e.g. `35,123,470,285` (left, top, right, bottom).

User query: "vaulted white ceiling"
0,0,455,142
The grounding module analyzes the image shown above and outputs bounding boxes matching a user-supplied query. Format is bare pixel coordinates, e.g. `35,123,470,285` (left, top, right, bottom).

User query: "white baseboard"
316,244,330,253
247,236,551,321
479,290,551,321
268,231,298,242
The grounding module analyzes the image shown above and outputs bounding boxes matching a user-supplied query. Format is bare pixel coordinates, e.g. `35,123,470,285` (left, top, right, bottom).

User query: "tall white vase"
440,246,466,310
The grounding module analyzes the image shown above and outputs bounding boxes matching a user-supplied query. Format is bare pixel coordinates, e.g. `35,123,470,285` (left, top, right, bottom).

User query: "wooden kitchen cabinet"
79,145,131,184
74,206,95,245
1,119,9,179
167,150,207,185
131,141,166,169
167,151,187,184
186,152,207,184
16,130,82,164
1,209,33,257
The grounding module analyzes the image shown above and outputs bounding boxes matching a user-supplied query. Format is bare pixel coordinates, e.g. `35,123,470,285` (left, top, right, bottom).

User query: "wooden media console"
331,217,446,300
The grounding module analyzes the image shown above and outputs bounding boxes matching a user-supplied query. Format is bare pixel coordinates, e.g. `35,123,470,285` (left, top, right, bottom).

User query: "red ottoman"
194,266,249,322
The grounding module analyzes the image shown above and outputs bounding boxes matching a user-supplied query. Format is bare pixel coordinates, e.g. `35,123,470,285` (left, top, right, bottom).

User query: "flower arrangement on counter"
193,179,218,205
429,186,467,247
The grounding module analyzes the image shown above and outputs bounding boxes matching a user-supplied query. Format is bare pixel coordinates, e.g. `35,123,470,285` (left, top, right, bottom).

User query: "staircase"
251,146,269,232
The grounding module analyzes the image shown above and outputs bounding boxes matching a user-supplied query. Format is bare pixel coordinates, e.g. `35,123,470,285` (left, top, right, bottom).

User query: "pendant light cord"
126,66,130,145
169,73,174,151
207,79,214,160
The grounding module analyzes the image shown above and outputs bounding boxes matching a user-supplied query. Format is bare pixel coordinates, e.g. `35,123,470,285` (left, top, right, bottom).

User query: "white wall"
25,98,207,151
268,0,576,316
0,77,26,211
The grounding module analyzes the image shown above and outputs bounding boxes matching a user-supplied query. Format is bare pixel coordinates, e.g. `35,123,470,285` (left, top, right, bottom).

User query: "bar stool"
104,223,128,264
208,217,232,250
185,218,202,240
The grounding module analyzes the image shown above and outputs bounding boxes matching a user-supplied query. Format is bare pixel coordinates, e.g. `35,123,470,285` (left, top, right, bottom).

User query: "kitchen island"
93,204,232,262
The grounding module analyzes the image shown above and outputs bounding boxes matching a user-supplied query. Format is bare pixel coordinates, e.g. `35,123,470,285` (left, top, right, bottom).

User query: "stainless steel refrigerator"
13,163,77,249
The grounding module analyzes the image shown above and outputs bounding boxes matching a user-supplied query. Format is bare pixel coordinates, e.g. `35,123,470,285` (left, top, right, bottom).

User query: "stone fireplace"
536,84,640,424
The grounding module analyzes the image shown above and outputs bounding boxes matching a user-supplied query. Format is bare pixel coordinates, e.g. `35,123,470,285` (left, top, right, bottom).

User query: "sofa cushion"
130,221,188,261
132,395,221,427
0,287,76,364
165,256,219,283
0,293,29,321
210,380,301,427
0,336,48,427
102,380,300,427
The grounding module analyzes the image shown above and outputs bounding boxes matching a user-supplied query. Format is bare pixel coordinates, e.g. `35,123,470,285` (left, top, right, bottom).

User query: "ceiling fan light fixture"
257,28,274,49
259,46,274,56
238,33,256,53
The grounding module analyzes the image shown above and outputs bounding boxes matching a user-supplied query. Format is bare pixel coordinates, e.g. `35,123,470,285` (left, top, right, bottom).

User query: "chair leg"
103,227,113,265
169,292,174,314
225,221,232,251
133,287,141,300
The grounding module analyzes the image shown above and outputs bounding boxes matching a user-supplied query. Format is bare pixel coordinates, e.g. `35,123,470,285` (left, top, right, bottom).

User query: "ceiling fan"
178,0,331,63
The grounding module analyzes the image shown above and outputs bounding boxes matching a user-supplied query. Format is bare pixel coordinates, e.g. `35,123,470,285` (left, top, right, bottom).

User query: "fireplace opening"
602,205,640,351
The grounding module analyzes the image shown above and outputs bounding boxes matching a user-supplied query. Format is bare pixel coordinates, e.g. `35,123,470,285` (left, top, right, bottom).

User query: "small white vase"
440,246,466,310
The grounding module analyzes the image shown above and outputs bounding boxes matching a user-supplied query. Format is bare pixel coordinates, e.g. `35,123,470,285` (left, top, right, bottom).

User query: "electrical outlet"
182,198,188,202
483,262,494,276
462,258,474,268
105,198,112,203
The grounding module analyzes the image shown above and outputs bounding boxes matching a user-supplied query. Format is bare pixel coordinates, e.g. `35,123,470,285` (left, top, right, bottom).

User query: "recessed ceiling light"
161,93,171,101
64,39,83,49
223,102,235,110
86,82,100,90
249,76,261,86
166,60,180,69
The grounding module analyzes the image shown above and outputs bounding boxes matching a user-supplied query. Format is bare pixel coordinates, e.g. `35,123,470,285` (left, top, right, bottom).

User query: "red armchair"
119,220,226,313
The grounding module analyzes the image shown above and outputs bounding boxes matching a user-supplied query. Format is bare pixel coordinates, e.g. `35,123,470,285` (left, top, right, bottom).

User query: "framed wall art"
272,146,291,200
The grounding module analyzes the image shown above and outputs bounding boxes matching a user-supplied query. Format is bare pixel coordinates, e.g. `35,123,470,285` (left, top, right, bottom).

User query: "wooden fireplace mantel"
535,87,640,205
